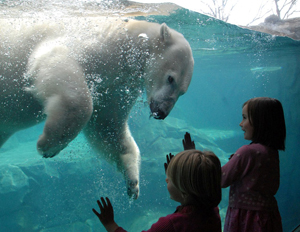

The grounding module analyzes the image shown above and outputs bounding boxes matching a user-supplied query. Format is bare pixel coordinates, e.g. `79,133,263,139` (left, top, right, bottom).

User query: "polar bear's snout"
150,99,170,120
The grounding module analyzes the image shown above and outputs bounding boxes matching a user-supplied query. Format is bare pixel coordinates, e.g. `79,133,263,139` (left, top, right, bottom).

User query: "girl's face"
240,104,254,140
166,176,184,204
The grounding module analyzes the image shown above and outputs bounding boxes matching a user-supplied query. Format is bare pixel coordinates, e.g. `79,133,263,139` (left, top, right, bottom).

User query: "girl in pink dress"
222,97,286,232
92,149,222,232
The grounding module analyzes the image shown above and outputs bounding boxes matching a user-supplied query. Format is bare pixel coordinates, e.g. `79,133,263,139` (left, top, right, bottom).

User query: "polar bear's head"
145,23,194,120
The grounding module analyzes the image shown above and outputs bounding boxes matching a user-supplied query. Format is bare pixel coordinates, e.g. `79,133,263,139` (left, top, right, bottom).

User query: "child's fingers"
165,153,174,172
185,132,191,141
100,197,107,210
97,199,102,209
166,153,173,163
164,163,167,172
92,208,100,217
105,197,112,209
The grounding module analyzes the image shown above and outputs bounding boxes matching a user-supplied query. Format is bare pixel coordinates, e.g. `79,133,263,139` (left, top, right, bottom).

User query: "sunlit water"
0,1,299,231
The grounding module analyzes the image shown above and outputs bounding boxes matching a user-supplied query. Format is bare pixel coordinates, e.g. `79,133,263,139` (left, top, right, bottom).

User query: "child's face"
240,104,254,140
166,176,184,204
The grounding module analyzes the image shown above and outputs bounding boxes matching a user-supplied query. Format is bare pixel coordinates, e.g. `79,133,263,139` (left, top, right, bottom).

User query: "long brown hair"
244,97,286,150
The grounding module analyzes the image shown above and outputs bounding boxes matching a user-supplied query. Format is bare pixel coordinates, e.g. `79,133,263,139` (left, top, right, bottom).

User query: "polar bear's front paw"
37,135,66,158
127,179,139,199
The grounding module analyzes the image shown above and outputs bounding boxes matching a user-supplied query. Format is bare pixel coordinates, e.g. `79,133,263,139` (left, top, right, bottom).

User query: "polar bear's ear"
160,23,171,42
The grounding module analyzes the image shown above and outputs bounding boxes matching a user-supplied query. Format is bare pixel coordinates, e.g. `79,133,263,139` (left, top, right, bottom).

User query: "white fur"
0,17,194,199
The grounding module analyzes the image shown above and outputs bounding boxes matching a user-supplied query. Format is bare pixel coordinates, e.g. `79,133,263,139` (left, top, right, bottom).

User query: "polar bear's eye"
168,75,174,84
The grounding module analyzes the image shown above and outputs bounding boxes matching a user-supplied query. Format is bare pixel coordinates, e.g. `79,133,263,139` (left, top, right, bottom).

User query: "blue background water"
0,2,300,232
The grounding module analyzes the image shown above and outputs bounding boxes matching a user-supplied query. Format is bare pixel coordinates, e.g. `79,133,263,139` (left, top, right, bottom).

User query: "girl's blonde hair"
166,149,221,208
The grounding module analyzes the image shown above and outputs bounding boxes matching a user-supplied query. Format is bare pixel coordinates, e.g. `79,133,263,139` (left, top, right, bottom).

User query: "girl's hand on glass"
182,132,195,150
92,197,116,230
164,153,174,173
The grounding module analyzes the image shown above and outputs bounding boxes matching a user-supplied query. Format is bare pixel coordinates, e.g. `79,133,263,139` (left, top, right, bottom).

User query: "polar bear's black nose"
152,109,167,120
150,100,167,120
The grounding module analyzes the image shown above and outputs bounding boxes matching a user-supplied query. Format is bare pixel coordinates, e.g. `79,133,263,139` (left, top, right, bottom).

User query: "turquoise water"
1,1,300,231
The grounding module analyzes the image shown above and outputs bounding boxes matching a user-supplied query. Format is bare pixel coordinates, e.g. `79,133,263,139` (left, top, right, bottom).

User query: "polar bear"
0,17,194,199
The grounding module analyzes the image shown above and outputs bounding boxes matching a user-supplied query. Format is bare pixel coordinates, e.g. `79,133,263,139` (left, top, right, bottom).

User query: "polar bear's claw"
127,187,139,200
42,152,59,158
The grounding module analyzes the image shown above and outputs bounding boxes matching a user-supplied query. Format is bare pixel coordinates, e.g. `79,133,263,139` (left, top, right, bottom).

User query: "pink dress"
115,205,221,232
221,143,282,232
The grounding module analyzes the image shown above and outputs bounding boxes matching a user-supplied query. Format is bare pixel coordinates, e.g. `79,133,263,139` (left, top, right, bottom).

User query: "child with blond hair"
93,148,222,232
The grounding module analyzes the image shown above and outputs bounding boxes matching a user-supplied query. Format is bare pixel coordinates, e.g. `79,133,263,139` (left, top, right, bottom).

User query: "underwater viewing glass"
0,1,299,231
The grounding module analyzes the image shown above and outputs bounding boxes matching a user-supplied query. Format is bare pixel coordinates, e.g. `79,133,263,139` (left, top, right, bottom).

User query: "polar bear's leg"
117,123,140,199
37,93,92,157
84,120,140,199
29,51,93,157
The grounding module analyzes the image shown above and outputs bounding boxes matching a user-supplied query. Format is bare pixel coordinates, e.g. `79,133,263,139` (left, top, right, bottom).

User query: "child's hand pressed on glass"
182,132,195,150
164,153,174,173
92,197,115,227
